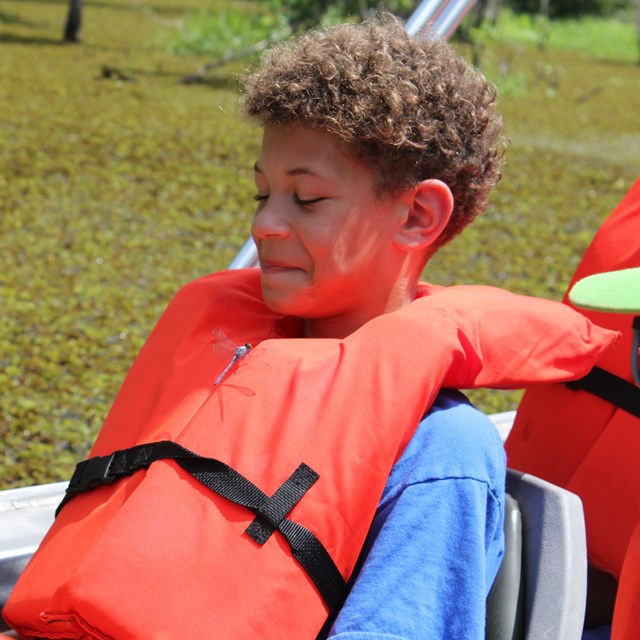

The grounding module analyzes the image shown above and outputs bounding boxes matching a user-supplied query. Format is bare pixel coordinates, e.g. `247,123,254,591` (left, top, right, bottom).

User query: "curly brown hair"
240,15,506,248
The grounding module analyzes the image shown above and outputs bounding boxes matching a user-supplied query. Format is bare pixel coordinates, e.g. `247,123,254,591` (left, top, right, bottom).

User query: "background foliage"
507,0,631,18
1,0,638,488
468,8,638,61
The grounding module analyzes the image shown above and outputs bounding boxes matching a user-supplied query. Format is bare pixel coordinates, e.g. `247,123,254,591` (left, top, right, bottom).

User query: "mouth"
260,259,303,274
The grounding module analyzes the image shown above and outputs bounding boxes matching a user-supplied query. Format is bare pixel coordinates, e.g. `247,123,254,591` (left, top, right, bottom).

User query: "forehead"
256,124,372,183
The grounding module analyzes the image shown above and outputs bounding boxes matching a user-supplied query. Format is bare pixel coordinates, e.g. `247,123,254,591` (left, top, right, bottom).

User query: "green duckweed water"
1,0,638,487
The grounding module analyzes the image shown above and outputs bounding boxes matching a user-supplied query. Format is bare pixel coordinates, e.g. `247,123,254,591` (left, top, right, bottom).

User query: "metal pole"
228,237,259,270
228,0,478,270
405,0,449,36
431,0,478,39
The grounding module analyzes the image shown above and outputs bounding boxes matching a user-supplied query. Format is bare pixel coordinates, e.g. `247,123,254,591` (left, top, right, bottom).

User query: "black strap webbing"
57,441,347,613
566,366,640,419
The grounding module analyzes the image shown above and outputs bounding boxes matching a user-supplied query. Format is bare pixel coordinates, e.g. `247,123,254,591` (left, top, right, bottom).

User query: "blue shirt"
324,390,506,639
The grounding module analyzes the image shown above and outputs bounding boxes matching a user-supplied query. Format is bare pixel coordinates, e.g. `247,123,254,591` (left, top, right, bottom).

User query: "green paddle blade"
569,267,640,314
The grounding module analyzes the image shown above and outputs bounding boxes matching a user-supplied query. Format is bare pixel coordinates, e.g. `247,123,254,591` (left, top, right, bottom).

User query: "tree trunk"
63,0,83,43
487,0,502,26
539,0,550,50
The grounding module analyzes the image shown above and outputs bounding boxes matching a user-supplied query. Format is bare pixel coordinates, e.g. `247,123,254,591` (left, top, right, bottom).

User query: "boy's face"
251,124,409,335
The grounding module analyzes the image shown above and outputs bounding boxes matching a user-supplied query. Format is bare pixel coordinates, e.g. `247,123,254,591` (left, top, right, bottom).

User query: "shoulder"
325,391,506,639
382,390,505,506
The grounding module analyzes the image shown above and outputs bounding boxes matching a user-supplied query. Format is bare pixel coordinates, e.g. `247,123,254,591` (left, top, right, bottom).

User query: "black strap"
566,366,640,419
632,317,640,386
58,441,347,613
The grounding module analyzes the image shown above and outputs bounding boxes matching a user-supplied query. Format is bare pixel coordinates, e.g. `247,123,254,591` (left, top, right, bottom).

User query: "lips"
260,259,303,273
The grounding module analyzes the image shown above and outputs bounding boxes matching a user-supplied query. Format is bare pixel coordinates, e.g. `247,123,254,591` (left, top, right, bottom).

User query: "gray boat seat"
486,493,524,640
486,469,588,640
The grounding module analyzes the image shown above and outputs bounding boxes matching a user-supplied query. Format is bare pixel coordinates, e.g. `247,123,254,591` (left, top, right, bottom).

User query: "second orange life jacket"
506,179,640,640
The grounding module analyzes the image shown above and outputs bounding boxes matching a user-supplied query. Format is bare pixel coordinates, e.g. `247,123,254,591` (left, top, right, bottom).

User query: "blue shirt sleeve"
324,390,506,640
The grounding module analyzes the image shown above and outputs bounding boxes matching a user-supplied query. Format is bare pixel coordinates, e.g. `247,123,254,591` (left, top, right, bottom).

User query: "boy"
3,16,614,640
241,17,506,637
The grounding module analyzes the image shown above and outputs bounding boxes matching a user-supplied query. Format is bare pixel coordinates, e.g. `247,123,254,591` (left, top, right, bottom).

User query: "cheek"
330,225,381,272
318,212,365,263
250,216,261,245
311,239,353,280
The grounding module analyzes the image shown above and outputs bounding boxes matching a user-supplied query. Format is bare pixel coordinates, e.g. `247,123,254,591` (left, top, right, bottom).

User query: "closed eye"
253,194,326,207
294,195,326,207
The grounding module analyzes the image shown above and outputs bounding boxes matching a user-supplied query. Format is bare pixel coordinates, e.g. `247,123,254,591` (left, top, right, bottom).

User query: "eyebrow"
253,162,321,178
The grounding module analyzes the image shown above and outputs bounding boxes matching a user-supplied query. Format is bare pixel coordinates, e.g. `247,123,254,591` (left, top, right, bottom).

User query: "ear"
394,179,453,252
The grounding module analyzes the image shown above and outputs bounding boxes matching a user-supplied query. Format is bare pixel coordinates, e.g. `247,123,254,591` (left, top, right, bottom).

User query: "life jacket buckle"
68,453,117,494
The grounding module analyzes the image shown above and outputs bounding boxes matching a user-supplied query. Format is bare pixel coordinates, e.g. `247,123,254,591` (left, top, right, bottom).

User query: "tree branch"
179,30,291,85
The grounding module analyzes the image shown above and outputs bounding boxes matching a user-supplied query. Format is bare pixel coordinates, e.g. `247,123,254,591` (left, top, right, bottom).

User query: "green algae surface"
1,0,639,487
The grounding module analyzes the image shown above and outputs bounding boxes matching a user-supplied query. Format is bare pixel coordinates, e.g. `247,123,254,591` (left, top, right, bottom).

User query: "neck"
302,278,418,339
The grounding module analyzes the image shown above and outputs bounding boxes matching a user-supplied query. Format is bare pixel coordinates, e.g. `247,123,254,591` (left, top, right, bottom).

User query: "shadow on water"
0,33,63,45
194,75,240,91
121,67,189,82
0,10,38,26
0,33,123,52
591,56,640,68
123,65,240,90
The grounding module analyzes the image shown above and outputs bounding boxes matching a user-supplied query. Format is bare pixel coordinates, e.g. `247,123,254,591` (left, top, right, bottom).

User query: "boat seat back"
486,493,524,640
486,469,588,640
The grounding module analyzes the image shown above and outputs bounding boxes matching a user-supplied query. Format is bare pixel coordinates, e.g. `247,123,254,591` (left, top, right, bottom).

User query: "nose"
251,198,292,241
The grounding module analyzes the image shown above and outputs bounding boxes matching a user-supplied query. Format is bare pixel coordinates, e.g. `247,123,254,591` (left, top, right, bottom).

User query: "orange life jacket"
3,269,615,640
612,521,640,640
506,179,640,639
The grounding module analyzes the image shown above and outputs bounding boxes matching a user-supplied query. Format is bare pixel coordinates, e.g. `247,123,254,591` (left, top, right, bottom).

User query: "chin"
261,289,322,320
261,288,300,316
